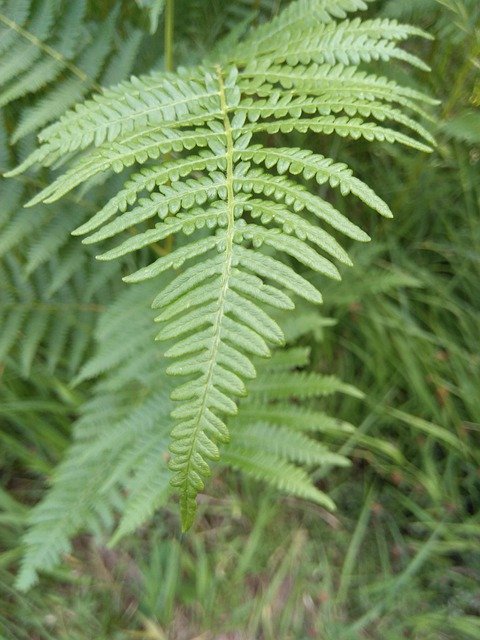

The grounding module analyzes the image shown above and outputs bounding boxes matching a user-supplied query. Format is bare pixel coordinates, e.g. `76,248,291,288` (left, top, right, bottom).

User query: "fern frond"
0,115,126,375
0,253,118,376
136,0,166,34
232,16,432,70
224,345,359,508
248,370,363,401
15,383,172,591
9,0,434,529
222,449,336,509
0,0,142,140
14,281,170,590
232,0,374,58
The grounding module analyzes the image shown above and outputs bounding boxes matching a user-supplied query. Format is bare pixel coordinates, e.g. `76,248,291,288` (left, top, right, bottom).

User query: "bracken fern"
0,0,144,141
7,0,435,530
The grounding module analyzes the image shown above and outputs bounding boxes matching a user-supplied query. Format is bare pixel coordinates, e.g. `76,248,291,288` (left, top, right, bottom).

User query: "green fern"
0,0,143,140
8,0,434,530
136,0,166,34
226,347,358,512
0,116,129,374
0,253,121,376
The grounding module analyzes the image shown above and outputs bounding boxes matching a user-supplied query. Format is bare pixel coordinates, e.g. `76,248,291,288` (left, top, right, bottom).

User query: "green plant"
2,0,436,589
0,0,144,141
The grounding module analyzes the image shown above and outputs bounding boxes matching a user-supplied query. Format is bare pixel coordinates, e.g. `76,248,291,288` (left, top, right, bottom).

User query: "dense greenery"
1,0,479,638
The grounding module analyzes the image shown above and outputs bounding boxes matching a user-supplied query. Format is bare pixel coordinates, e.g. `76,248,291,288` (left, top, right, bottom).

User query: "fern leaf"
0,253,118,376
0,0,142,140
221,449,335,510
136,0,165,35
234,405,355,435
9,0,434,530
229,0,373,64
248,371,364,401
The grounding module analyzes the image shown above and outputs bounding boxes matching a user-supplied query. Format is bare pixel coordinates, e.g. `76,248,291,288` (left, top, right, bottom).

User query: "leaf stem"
178,66,236,531
164,0,175,72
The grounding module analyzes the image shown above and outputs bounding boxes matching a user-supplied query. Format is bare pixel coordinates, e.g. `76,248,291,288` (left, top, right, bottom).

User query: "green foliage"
14,280,358,590
0,0,143,141
0,1,479,637
136,0,165,34
0,115,127,375
8,0,433,532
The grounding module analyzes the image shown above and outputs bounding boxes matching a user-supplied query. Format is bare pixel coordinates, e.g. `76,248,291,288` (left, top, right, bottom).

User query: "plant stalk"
164,0,175,72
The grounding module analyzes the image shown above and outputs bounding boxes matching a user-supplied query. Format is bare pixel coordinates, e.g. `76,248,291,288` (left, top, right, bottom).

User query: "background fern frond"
0,253,119,377
15,281,357,589
0,115,127,375
136,0,166,35
0,0,143,141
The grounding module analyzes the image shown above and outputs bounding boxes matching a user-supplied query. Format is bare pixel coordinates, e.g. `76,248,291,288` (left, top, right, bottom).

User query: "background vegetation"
1,0,479,638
